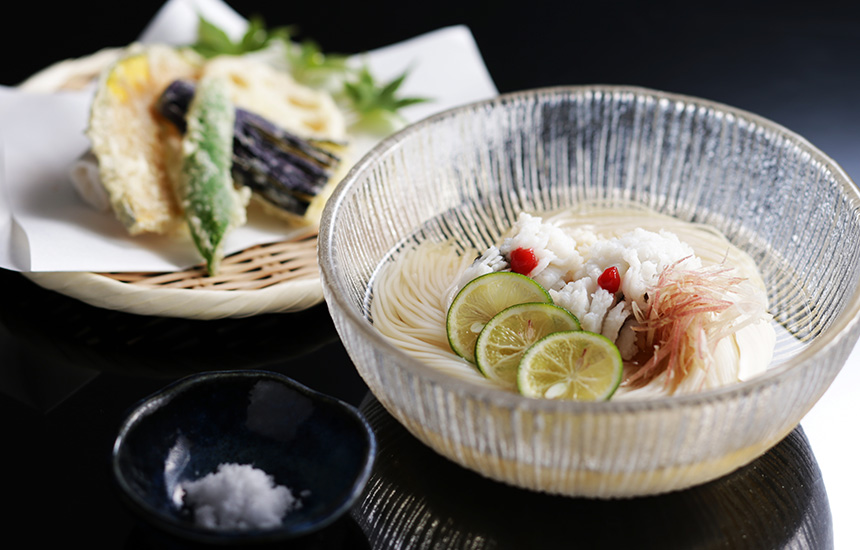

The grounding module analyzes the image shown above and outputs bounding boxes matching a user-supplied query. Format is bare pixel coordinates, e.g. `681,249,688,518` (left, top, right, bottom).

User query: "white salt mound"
181,463,302,530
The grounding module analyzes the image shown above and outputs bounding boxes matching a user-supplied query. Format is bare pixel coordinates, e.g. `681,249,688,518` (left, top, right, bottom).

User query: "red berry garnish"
598,266,621,294
510,247,539,275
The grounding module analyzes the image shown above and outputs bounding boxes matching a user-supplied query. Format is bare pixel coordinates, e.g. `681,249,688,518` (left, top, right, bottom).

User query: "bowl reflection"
354,396,832,550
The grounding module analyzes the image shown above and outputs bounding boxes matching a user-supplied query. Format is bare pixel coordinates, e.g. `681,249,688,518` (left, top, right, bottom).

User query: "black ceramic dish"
111,370,376,545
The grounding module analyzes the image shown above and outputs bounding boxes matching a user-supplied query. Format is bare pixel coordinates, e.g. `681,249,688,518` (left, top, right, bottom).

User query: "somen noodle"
370,203,775,400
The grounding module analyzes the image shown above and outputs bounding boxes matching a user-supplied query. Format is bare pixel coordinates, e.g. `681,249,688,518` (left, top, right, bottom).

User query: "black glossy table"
3,1,858,547
0,268,835,548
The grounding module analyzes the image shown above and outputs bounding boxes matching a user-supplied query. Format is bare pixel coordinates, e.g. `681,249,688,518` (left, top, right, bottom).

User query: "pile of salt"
181,463,302,530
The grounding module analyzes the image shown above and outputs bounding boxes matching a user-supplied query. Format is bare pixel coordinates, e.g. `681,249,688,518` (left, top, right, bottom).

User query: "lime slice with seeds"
475,303,580,389
517,331,623,401
446,272,552,363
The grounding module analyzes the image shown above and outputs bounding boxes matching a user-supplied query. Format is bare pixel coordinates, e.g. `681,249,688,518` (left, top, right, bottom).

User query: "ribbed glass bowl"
318,85,860,498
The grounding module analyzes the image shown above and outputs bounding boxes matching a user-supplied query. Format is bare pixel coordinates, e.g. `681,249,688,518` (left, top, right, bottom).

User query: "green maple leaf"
287,39,349,85
191,15,291,58
342,66,430,132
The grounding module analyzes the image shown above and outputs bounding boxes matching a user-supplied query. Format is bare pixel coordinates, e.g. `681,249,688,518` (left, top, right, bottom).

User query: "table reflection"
118,514,370,550
354,396,832,550
0,270,340,379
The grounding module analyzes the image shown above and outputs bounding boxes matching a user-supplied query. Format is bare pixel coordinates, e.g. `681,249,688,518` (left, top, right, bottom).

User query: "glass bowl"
318,85,860,497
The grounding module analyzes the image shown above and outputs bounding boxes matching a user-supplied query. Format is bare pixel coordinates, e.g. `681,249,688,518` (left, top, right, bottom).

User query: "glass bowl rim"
319,84,860,414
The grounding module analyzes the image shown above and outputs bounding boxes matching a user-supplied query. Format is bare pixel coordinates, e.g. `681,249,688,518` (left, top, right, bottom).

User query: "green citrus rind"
475,302,580,389
517,330,623,401
446,271,552,364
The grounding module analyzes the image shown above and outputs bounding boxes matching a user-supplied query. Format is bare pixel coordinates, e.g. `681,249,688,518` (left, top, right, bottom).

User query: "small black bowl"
111,370,376,544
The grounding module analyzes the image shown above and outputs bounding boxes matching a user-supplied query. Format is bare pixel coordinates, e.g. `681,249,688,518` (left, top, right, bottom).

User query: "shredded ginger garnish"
625,258,767,392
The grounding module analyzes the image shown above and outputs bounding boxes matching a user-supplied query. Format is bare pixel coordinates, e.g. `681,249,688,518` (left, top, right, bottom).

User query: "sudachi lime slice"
517,330,623,401
446,272,552,363
475,303,580,389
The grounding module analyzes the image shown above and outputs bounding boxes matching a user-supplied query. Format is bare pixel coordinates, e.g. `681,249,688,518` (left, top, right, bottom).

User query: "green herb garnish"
286,39,349,86
191,15,292,58
342,66,430,132
190,16,432,131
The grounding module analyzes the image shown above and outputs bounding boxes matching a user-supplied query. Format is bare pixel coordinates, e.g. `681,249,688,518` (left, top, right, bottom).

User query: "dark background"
6,1,860,184
6,0,860,178
3,0,859,547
